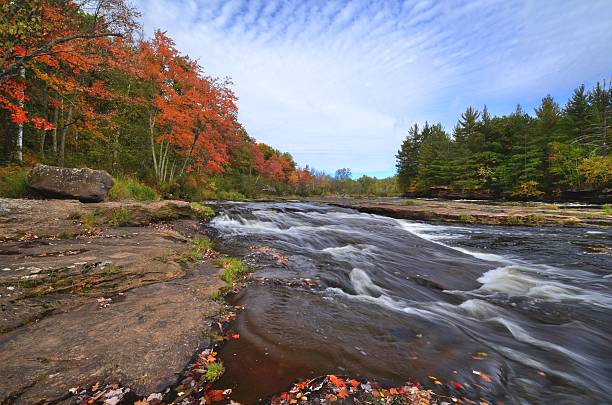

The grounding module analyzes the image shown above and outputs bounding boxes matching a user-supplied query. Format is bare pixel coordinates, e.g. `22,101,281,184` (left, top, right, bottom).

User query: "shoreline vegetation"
1,1,609,208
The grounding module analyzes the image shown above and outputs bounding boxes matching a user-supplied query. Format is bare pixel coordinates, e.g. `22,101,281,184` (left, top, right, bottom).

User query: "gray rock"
27,164,114,202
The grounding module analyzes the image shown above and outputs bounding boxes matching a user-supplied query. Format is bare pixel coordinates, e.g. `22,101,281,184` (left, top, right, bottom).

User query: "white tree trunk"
16,66,25,161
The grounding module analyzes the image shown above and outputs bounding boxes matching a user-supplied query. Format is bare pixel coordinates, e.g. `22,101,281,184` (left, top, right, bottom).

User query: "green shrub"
204,361,225,381
83,212,101,231
190,202,216,220
184,237,214,262
108,177,158,201
56,230,75,239
214,257,249,284
107,207,131,226
603,204,612,215
0,165,30,198
217,190,246,201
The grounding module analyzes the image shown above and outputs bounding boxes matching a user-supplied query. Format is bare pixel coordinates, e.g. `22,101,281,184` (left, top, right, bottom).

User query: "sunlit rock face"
27,164,114,202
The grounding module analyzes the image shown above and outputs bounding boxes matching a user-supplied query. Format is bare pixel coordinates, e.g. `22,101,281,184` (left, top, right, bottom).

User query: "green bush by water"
108,177,159,201
214,257,250,284
190,202,216,220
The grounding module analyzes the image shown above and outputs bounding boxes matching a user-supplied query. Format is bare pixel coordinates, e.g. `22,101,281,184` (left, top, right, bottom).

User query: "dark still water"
208,202,612,404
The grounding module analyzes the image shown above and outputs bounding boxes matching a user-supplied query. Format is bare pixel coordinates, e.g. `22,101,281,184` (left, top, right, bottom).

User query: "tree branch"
0,31,123,82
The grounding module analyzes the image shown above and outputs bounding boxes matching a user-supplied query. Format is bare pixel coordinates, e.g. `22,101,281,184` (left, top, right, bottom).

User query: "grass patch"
217,191,246,201
214,257,250,285
106,207,131,226
458,213,475,222
81,211,101,231
505,215,523,225
108,177,159,201
402,199,419,206
183,237,214,262
190,202,216,220
603,204,612,215
204,361,225,382
56,229,75,239
540,204,560,210
0,165,30,198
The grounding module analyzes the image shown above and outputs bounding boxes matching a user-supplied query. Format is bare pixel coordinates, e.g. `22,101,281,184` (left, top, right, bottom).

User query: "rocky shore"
0,198,224,404
306,196,611,227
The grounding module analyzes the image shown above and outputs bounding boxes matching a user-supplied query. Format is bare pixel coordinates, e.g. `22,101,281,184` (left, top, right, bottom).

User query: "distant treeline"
396,81,611,199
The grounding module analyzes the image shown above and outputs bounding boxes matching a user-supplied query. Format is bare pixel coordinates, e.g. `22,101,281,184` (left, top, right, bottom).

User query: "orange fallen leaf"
350,379,360,389
206,389,226,402
480,372,492,383
231,333,240,339
337,388,349,399
328,375,346,388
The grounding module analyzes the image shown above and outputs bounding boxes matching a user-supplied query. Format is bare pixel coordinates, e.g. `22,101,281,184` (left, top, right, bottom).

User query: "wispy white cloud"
134,0,612,177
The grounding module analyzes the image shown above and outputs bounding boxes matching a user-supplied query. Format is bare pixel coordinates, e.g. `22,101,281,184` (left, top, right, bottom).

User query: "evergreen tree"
587,80,612,155
417,124,452,190
395,123,422,192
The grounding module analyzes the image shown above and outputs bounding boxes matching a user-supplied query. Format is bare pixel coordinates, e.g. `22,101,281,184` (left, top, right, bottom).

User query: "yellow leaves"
428,375,443,385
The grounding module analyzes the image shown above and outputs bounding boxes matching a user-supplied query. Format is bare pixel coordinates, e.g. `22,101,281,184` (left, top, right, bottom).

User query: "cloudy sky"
134,0,612,177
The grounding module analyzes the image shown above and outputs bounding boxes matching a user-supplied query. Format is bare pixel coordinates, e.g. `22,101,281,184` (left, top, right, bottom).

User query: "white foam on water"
349,268,384,296
477,266,612,307
211,214,282,234
322,244,379,261
396,220,509,263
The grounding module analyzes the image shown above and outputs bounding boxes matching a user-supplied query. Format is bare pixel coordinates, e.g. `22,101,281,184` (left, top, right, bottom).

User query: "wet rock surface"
307,196,612,227
0,198,224,404
27,164,115,203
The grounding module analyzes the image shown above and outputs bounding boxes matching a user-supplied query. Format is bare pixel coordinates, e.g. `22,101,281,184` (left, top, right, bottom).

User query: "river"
207,202,611,404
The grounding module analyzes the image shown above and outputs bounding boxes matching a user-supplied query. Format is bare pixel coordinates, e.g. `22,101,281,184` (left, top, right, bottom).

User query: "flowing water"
207,202,612,404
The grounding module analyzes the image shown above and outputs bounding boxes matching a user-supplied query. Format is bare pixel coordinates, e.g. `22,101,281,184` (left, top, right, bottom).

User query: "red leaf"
337,389,349,399
451,380,463,389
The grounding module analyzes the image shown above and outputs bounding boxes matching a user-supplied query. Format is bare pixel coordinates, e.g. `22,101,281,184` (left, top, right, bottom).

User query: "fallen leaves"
271,375,440,405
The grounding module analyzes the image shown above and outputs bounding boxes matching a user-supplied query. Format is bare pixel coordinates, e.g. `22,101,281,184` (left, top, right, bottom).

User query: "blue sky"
134,0,612,178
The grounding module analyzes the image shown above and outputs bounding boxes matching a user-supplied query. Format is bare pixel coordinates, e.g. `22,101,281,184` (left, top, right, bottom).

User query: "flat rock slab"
0,264,223,404
0,198,224,404
0,198,194,240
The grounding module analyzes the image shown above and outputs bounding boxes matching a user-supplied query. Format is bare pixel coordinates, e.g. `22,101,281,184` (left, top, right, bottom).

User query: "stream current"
208,202,612,404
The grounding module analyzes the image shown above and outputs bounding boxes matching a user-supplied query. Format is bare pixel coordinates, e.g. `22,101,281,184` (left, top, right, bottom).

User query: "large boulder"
27,164,114,202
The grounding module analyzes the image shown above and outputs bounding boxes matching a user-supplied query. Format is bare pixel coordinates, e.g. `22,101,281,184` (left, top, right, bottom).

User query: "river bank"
0,198,228,404
303,196,611,227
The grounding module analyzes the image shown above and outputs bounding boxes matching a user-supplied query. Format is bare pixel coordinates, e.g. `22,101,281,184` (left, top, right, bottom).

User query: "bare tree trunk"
15,66,25,162
52,103,59,155
149,112,159,179
60,104,73,167
179,130,200,177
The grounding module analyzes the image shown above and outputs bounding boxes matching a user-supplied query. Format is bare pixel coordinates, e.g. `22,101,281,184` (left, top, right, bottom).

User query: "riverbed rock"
0,198,224,404
27,164,114,202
